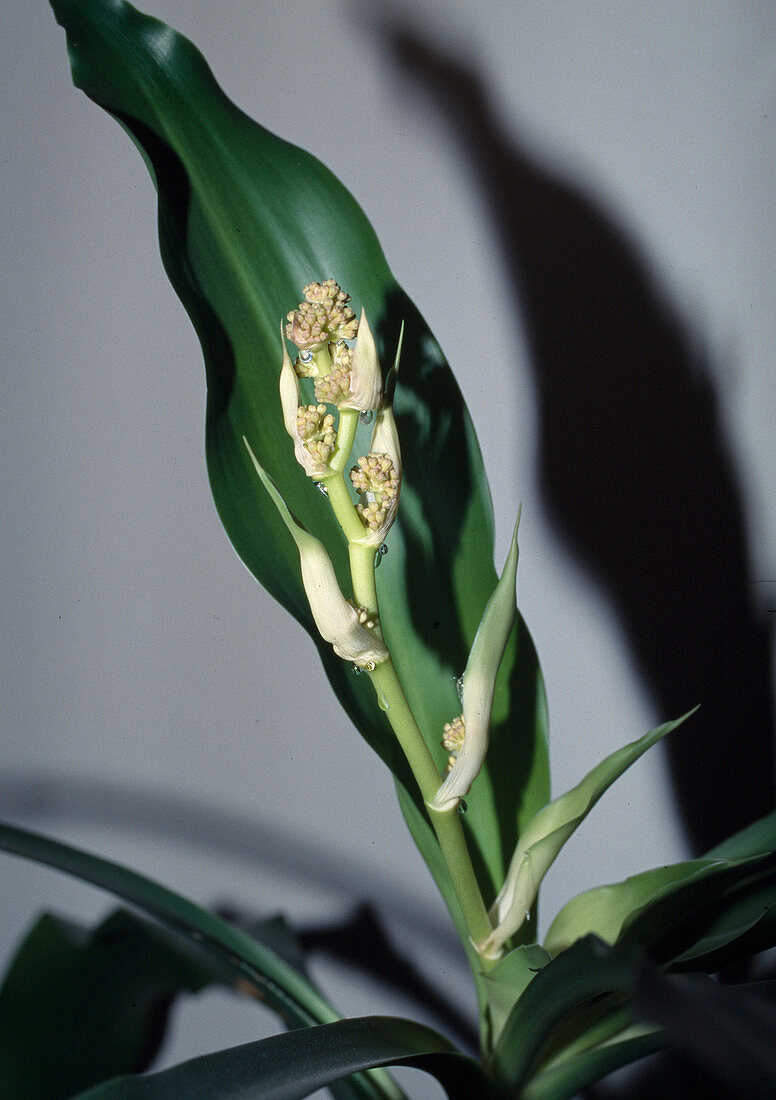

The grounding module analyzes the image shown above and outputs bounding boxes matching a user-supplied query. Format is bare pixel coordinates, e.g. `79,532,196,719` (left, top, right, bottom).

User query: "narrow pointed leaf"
521,1027,664,1100
49,0,549,935
71,1016,499,1100
669,877,776,969
484,711,695,954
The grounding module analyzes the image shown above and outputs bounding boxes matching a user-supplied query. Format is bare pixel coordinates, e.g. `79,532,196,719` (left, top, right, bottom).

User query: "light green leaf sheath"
480,709,697,957
428,512,521,812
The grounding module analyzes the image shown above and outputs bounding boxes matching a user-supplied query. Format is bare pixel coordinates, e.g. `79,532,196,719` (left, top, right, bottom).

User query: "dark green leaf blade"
48,0,549,921
635,969,776,1098
0,909,213,1100
521,1027,664,1100
71,1016,499,1100
0,821,336,1030
488,936,639,1091
0,823,403,1100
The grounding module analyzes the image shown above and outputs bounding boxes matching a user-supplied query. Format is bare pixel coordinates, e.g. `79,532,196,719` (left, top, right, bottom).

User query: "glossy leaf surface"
49,0,548,927
72,1015,499,1100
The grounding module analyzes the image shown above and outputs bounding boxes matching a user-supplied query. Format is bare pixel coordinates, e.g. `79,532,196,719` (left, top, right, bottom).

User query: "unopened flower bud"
285,279,358,353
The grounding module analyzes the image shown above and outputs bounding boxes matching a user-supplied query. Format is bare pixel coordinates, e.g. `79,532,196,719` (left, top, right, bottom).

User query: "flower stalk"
249,280,500,961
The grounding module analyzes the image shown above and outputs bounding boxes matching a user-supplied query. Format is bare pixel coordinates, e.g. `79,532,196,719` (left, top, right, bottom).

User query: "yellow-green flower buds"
350,404,402,547
427,514,521,813
441,715,466,774
314,346,353,406
279,327,335,479
314,310,383,413
243,439,389,670
285,279,358,353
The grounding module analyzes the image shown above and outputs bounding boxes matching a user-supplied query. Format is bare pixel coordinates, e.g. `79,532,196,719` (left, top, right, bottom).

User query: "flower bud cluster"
441,715,465,774
314,345,353,405
286,279,358,353
350,452,400,535
348,602,379,631
296,404,336,468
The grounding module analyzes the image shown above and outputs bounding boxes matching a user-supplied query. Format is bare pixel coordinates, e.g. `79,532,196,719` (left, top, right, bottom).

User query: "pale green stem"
368,654,494,956
331,408,359,474
325,474,365,544
323,416,495,961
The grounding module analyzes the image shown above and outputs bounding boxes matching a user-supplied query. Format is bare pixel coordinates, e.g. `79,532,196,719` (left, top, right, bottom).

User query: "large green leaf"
48,0,548,936
71,1016,500,1100
544,856,762,957
0,822,401,1100
0,909,213,1099
0,821,334,1028
545,807,776,963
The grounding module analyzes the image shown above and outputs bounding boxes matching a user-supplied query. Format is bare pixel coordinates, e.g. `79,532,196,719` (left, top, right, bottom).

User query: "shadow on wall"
374,20,774,856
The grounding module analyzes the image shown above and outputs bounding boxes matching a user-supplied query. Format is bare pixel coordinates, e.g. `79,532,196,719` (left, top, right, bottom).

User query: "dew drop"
525,911,532,922
352,665,362,676
364,660,377,672
316,482,329,497
299,349,314,365
456,675,465,702
359,410,374,425
457,799,468,815
378,543,388,556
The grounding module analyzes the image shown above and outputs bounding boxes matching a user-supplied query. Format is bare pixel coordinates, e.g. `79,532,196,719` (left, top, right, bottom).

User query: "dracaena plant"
3,2,776,1098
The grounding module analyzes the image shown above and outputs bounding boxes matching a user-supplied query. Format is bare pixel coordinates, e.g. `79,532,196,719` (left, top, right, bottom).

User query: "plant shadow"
373,19,774,858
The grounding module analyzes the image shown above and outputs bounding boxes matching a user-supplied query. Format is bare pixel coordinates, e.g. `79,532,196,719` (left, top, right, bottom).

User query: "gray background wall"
3,2,775,1095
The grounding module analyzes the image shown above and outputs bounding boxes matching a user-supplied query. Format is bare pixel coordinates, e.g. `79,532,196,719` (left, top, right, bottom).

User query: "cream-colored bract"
427,514,520,813
243,438,388,669
279,326,334,479
340,308,383,412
